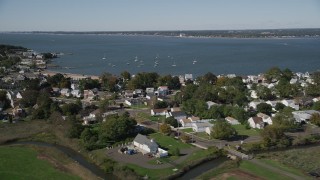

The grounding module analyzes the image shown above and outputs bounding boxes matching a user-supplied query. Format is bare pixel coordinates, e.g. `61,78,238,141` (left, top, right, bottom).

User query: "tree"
211,120,237,140
79,78,100,90
180,134,191,143
311,71,320,85
275,79,299,98
61,103,81,116
159,123,171,135
99,113,137,142
128,72,159,90
256,103,273,115
256,85,275,100
310,113,320,126
0,90,10,110
20,90,39,108
260,125,290,147
275,102,286,111
120,71,131,81
154,101,168,109
264,67,282,83
165,116,178,128
272,107,297,131
197,72,217,85
312,101,320,111
68,115,85,138
100,73,118,92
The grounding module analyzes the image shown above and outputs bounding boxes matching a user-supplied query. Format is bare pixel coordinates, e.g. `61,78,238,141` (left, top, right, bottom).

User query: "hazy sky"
0,0,319,31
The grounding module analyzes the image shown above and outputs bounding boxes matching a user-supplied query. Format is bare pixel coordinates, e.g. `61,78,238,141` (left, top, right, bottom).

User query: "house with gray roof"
133,134,159,154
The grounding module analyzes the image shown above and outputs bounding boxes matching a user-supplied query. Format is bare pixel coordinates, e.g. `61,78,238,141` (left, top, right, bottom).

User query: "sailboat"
172,60,176,67
102,54,106,60
193,58,197,64
134,56,138,62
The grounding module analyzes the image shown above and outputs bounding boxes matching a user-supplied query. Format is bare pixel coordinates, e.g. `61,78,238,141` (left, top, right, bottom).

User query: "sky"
0,0,319,31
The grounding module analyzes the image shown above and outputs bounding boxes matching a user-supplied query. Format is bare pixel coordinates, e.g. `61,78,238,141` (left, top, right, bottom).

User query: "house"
83,109,100,125
250,90,258,99
171,107,181,112
266,100,280,109
125,98,144,106
179,118,193,127
166,111,187,120
248,117,265,129
60,88,71,97
157,86,169,96
71,90,82,98
151,108,168,116
192,122,213,132
71,83,80,90
52,88,60,95
225,117,240,125
133,134,168,157
124,90,134,98
205,127,212,135
248,100,264,110
207,101,219,109
292,110,320,123
134,89,144,96
188,116,201,123
6,91,23,108
185,74,193,81
281,99,299,110
313,97,320,103
145,87,155,94
133,134,159,154
83,90,96,100
257,113,273,125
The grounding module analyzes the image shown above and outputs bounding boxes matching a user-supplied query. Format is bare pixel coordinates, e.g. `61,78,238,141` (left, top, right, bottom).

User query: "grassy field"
239,161,293,180
149,133,192,151
0,146,81,180
232,124,261,136
257,145,320,173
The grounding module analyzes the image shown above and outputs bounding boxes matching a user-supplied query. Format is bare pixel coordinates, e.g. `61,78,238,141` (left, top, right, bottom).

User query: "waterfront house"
248,117,265,129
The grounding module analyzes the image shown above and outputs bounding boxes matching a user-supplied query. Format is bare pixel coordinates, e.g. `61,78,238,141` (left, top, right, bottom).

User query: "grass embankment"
149,133,192,151
0,146,92,180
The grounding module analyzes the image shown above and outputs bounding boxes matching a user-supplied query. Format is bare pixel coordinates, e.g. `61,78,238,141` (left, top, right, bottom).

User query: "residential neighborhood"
1,44,320,179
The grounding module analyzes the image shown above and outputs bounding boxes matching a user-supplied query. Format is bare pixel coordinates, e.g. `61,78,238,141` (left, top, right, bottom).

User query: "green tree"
211,120,237,140
256,85,275,100
165,116,178,128
61,103,81,116
312,101,320,111
310,113,320,127
264,67,282,83
100,73,118,92
154,101,168,109
128,72,159,90
20,90,39,108
0,90,10,110
171,147,180,156
260,125,290,147
275,102,286,111
99,113,137,142
159,123,171,135
272,107,297,131
68,115,85,138
256,103,273,115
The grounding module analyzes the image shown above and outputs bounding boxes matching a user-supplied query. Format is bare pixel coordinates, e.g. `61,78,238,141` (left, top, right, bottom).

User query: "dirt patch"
213,170,265,180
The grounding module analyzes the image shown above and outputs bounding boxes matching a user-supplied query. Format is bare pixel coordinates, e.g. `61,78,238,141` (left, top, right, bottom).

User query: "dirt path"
249,159,305,180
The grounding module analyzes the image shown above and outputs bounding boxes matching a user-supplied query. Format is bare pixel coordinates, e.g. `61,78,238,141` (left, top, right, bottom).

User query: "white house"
151,108,168,116
83,109,100,125
248,117,264,129
281,99,299,110
71,89,82,98
257,113,273,125
133,134,168,157
205,127,212,135
166,111,187,120
192,122,213,132
250,90,258,99
133,134,159,154
292,110,320,123
207,101,219,109
157,86,169,96
179,118,193,127
248,100,264,110
313,97,320,103
145,87,155,94
60,88,71,97
225,117,240,125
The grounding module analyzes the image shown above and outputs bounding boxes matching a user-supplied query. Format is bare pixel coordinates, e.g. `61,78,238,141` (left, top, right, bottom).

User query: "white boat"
172,60,176,67
134,56,138,62
102,54,106,60
193,59,197,64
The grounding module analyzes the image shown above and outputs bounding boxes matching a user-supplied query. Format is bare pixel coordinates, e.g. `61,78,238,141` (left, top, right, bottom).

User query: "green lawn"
239,160,292,180
232,124,261,136
259,159,311,179
149,133,192,151
0,146,80,180
181,128,193,133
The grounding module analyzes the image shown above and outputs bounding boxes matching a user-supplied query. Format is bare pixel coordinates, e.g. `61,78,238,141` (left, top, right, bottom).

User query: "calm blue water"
1,33,320,77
